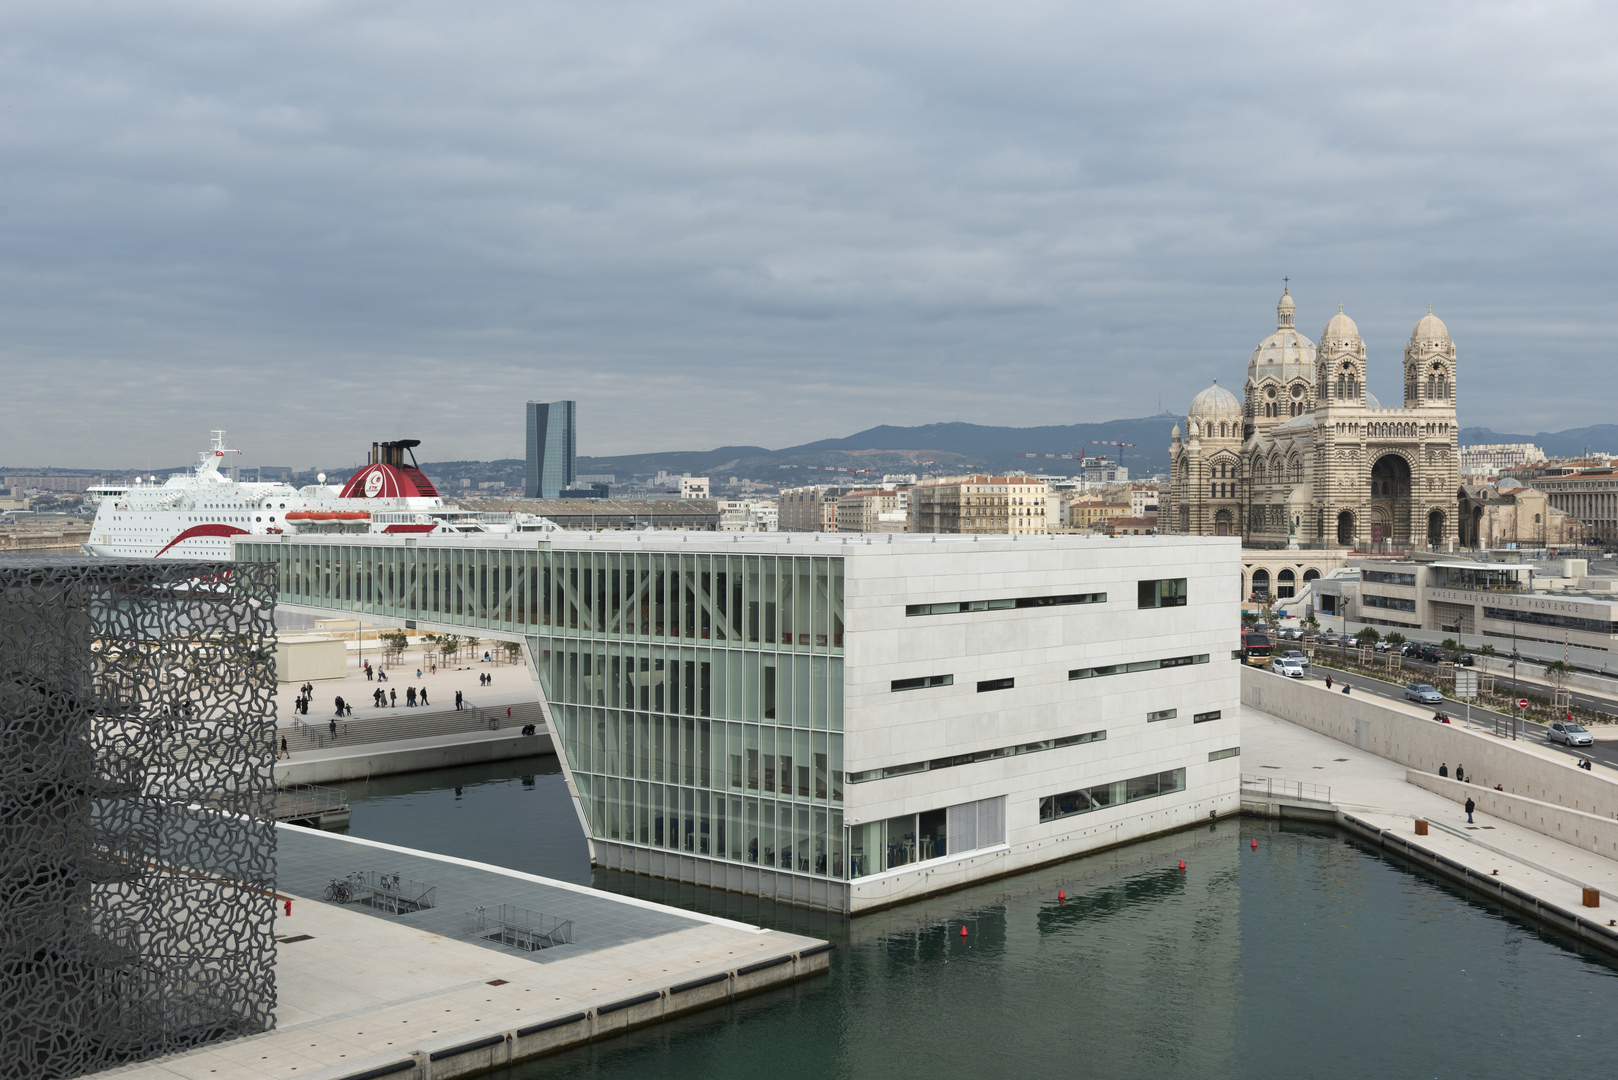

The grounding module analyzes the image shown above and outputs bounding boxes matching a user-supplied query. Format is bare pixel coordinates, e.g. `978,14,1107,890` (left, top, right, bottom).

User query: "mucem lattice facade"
0,557,277,1079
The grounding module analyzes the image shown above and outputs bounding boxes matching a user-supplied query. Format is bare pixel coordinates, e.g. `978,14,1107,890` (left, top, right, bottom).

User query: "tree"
1547,660,1572,691
1355,627,1381,644
1262,606,1281,630
1478,643,1496,658
503,641,522,663
379,629,408,652
1302,613,1319,632
1385,632,1406,648
1441,638,1459,653
1242,612,1258,628
465,635,482,659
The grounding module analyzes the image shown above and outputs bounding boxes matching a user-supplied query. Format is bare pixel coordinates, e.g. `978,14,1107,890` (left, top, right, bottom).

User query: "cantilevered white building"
237,531,1242,913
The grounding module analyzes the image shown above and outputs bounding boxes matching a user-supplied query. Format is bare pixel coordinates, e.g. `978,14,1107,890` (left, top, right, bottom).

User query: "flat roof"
1428,561,1529,572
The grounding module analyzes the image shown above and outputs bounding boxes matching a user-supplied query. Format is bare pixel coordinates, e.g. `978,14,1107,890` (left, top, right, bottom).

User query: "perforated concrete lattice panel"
0,557,278,1080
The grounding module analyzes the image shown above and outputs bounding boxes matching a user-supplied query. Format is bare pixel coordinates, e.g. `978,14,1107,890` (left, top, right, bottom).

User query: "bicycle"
323,878,354,903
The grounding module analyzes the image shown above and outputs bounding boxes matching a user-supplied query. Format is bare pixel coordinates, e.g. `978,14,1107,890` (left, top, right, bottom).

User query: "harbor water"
338,756,1618,1079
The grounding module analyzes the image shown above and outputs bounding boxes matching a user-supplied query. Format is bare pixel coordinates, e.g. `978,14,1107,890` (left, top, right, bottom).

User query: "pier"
104,826,829,1080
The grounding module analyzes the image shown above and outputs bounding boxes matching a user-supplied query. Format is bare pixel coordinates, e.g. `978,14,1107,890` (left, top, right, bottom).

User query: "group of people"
363,660,389,682
365,685,432,708
1438,762,1467,782
290,682,316,716
478,671,494,687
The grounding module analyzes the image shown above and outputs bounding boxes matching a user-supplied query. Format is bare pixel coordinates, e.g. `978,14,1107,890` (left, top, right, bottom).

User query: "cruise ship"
85,432,549,560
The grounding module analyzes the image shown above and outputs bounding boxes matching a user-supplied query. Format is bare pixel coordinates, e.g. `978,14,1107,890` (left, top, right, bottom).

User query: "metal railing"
350,870,437,914
1242,774,1333,805
272,782,349,822
465,904,573,951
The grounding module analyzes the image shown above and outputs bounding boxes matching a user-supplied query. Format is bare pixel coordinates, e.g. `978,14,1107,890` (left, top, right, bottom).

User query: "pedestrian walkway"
1245,706,1618,921
277,653,531,725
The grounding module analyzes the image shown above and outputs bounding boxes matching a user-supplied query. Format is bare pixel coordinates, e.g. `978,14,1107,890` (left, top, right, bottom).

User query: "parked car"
1373,639,1393,652
1405,682,1444,705
1281,649,1310,669
1270,656,1306,679
1455,652,1476,667
1401,642,1422,658
1318,632,1341,646
1418,645,1443,663
1548,720,1594,747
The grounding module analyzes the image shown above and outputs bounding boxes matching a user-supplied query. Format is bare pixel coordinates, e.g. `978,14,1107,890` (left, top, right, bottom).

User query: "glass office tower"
525,400,577,499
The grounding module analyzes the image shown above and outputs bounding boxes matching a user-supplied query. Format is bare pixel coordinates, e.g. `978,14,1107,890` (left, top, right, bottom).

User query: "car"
1401,642,1422,658
1281,649,1310,669
1548,720,1594,747
1373,639,1393,652
1318,632,1341,646
1418,645,1443,663
1270,656,1306,678
1455,653,1475,667
1405,682,1444,705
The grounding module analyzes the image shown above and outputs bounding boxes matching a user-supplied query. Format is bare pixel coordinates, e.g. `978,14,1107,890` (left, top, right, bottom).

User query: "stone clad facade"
1161,291,1460,549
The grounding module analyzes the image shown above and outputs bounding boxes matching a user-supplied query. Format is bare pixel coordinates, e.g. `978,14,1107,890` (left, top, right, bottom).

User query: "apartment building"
911,476,1049,535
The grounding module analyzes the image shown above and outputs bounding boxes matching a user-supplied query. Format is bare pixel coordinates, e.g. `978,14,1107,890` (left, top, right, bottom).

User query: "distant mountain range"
1457,425,1618,460
574,415,1185,482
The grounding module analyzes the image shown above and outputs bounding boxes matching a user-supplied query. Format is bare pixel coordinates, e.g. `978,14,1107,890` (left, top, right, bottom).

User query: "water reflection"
340,763,1618,1080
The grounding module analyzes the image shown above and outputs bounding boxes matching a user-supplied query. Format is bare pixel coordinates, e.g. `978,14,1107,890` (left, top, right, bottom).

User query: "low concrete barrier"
1243,667,1618,819
274,731,553,785
1406,769,1618,859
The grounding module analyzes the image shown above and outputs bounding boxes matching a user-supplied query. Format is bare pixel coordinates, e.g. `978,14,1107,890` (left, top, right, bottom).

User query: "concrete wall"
274,731,552,785
274,636,347,683
1406,769,1618,860
1243,667,1618,819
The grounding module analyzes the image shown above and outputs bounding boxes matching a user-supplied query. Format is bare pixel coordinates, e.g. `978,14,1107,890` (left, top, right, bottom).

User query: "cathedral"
1160,290,1460,549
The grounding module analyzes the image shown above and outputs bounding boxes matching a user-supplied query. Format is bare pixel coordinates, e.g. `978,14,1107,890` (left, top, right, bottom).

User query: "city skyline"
5,3,1618,467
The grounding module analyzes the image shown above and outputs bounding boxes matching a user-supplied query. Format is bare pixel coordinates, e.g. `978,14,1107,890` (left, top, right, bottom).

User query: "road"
1284,662,1618,770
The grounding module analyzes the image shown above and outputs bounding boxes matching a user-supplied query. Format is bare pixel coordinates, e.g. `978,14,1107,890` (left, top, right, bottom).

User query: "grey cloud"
3,1,1616,467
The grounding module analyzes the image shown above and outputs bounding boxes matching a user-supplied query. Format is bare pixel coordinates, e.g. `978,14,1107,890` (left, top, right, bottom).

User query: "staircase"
279,700,547,754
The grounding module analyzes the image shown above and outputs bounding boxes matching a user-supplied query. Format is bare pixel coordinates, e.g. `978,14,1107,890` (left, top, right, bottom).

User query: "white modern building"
236,531,1242,913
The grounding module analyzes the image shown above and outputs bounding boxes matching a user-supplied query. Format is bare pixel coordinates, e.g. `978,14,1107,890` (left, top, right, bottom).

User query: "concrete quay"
1244,704,1618,960
94,827,829,1080
275,725,553,786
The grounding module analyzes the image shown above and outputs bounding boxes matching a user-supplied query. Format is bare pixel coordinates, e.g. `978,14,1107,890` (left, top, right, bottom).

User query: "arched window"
1302,568,1320,584
1278,568,1296,598
1252,569,1271,597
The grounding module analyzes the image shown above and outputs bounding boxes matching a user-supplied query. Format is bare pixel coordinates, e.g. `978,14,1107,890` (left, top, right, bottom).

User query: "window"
1364,570,1416,587
891,674,953,692
1193,710,1221,723
905,592,1105,617
1069,654,1209,680
977,677,1015,693
1147,709,1177,722
1209,746,1241,762
1138,578,1187,609
1364,594,1416,612
847,729,1105,784
1039,767,1186,823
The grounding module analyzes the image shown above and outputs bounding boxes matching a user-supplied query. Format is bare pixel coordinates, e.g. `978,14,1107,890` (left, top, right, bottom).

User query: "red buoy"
1178,860,1186,871
1058,888,1066,901
960,925,969,938
1250,838,1258,850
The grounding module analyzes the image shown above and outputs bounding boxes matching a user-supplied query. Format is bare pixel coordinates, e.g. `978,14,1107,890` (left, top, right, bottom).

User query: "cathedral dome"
1321,310,1360,342
1411,311,1449,342
1189,380,1242,423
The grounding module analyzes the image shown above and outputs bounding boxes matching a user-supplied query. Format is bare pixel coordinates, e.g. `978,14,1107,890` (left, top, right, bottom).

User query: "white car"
1280,649,1310,670
1269,656,1306,679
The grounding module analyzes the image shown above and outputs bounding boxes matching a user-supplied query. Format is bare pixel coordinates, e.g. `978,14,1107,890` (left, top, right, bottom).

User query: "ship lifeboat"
308,512,338,521
284,511,314,521
266,527,284,534
335,511,371,521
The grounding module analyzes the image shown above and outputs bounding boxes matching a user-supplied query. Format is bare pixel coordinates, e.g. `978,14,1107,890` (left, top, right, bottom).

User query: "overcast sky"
4,1,1615,468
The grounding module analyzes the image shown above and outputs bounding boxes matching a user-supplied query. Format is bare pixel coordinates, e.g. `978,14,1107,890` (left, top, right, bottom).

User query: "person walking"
329,717,337,738
419,687,429,707
280,736,289,760
366,662,373,682
379,668,388,682
1439,763,1449,777
406,686,416,707
1456,764,1466,783
1325,674,1333,691
455,690,463,711
334,695,345,718
1464,795,1476,824
389,687,397,707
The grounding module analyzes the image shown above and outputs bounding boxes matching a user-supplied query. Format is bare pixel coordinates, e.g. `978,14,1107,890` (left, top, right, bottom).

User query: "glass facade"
236,539,850,882
525,400,577,499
